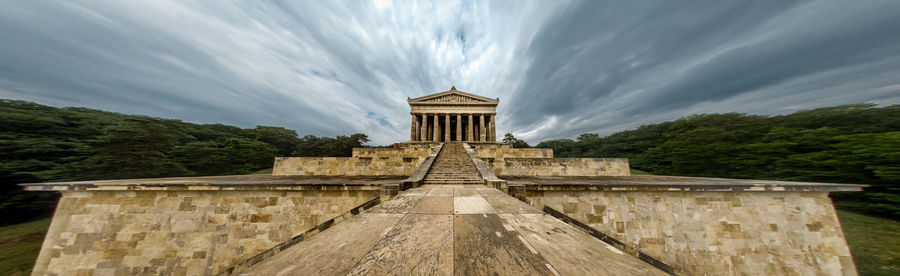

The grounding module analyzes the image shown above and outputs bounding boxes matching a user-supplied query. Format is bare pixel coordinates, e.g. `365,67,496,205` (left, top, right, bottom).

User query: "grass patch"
252,168,273,175
837,210,900,275
0,218,50,276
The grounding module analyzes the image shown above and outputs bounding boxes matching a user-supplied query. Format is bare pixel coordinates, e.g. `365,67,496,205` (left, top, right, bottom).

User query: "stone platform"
242,184,668,275
21,173,864,275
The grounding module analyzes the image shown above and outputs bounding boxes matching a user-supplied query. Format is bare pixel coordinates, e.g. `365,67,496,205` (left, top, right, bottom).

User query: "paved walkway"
246,185,666,275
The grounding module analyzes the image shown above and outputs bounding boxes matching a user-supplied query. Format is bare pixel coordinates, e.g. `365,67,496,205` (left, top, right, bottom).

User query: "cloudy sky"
2,1,899,145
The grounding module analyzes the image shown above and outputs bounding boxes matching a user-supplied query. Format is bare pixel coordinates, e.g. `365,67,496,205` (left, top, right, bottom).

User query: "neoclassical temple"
408,86,498,143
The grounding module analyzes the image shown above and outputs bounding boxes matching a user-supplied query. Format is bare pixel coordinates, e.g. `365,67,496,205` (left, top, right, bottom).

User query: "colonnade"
409,113,495,142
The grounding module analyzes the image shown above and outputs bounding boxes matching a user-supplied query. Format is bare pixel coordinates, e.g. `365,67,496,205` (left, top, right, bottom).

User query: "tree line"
531,104,899,219
0,100,369,225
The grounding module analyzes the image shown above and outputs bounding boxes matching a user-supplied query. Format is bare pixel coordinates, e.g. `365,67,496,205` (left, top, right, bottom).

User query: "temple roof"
408,86,499,105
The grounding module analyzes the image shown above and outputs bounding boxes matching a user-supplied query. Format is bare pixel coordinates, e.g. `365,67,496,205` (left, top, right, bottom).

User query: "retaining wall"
526,190,856,275
32,189,378,275
491,158,631,177
272,157,423,176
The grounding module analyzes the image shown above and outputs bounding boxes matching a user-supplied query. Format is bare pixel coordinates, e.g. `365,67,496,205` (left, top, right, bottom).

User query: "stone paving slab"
453,214,559,275
453,196,497,214
426,188,454,196
484,195,542,214
366,195,423,214
501,213,668,276
453,188,481,197
400,187,431,196
476,187,509,197
347,214,453,275
245,213,403,275
410,196,454,214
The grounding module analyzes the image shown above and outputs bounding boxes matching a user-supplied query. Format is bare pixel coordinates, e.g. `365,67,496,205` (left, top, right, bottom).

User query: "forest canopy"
535,103,900,219
0,99,370,225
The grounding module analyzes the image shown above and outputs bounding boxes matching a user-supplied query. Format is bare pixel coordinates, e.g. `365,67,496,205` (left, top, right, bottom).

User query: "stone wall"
351,145,435,158
490,158,630,177
473,144,553,160
526,190,856,275
272,156,423,176
32,189,378,275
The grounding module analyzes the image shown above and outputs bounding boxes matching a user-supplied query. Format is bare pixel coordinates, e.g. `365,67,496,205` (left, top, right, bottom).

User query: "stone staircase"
423,143,484,185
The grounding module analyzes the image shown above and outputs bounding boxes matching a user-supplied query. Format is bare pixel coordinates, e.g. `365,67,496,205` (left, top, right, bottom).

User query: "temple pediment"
408,86,499,105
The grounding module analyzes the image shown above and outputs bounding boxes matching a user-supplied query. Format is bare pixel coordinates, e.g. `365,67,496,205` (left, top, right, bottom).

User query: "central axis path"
247,183,666,275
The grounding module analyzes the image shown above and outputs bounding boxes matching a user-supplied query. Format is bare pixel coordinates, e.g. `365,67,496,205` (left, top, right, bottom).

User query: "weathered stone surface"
453,196,497,214
31,190,379,275
272,156,423,176
476,187,509,197
410,196,454,214
246,213,403,275
528,190,858,275
352,145,435,158
474,143,554,159
244,184,673,275
347,214,454,275
425,188,454,196
453,214,558,275
365,195,423,214
501,213,667,276
483,194,542,214
491,158,631,177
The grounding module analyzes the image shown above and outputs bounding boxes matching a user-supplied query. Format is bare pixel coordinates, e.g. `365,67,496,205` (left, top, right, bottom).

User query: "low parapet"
19,175,401,192
401,144,443,189
473,144,553,160
274,144,438,176
491,158,631,177
351,145,435,158
462,143,507,189
504,175,866,192
273,156,426,176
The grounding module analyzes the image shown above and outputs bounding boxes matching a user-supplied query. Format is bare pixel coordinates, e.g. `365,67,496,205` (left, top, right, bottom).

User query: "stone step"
423,142,483,184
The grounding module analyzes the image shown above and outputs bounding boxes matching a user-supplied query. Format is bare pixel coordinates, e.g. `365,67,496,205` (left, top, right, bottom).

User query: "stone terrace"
243,184,668,275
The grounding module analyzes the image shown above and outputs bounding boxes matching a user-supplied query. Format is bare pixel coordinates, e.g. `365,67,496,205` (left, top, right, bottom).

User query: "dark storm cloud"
506,0,900,142
1,1,898,145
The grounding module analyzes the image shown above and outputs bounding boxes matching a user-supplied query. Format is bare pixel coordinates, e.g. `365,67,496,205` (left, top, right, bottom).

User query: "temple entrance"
450,117,458,141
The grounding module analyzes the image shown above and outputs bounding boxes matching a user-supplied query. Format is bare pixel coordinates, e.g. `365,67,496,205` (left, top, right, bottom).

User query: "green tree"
55,118,192,180
502,133,530,148
172,138,278,175
254,126,301,156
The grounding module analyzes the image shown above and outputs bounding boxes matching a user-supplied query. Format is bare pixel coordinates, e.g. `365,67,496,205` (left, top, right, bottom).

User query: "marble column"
456,114,462,142
433,114,440,142
444,114,450,142
467,114,474,142
420,114,427,141
489,114,495,142
411,114,417,141
479,114,486,141
425,115,434,141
